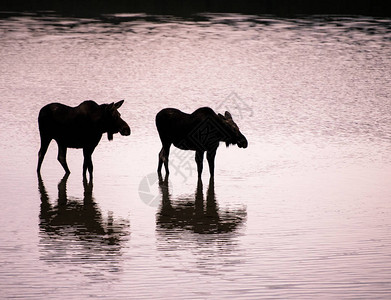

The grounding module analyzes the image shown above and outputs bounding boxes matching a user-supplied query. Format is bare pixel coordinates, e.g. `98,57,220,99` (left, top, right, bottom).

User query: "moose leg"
57,145,70,174
207,148,217,177
37,137,51,173
158,147,164,174
158,143,171,175
83,147,94,180
195,150,205,178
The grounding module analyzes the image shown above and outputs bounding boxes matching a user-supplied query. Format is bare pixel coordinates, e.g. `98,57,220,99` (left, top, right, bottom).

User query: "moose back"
37,100,130,178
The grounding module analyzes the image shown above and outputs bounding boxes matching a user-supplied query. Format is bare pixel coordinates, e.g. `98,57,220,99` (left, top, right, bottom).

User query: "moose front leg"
57,144,70,174
83,147,95,180
207,148,217,177
195,150,205,178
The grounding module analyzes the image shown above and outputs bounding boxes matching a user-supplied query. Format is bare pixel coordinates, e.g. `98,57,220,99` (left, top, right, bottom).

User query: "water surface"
0,13,391,299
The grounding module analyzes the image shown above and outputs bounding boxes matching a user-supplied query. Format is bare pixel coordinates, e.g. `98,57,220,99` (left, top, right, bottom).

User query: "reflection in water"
157,175,246,234
38,175,130,278
156,175,247,276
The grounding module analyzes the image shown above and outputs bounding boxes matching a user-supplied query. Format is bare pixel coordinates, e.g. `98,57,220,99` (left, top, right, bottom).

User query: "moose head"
218,111,248,148
104,100,131,141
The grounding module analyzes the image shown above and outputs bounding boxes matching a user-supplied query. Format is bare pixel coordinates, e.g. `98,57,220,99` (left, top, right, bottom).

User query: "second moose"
156,107,248,178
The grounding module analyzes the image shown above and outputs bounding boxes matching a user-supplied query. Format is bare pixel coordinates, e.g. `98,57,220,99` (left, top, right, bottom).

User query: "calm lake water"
1,12,391,299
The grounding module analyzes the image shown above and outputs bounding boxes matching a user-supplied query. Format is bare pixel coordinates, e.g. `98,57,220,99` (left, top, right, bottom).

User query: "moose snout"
238,137,248,148
120,124,131,136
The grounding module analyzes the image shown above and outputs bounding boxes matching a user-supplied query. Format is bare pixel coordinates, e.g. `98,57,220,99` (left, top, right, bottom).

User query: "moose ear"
218,113,226,120
106,102,115,110
224,111,232,120
114,100,124,109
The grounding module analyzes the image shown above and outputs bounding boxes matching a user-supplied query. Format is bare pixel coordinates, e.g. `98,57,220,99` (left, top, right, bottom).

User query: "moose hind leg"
159,143,171,175
37,137,51,173
158,147,164,174
57,145,70,174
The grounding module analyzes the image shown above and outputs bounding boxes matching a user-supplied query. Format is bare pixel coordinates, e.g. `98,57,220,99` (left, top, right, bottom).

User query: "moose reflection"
38,174,130,262
156,107,248,178
156,175,246,234
37,100,131,179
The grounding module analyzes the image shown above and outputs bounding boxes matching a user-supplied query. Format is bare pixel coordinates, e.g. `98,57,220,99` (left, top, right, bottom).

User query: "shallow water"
0,13,391,299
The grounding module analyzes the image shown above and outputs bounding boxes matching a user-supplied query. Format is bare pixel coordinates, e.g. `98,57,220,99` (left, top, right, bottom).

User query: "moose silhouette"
156,107,248,178
37,100,130,179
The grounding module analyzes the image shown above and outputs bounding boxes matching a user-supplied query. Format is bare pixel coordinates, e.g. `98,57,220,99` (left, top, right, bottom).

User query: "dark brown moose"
37,100,130,178
156,107,248,178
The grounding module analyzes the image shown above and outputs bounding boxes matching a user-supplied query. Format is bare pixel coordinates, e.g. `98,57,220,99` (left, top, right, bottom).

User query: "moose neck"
95,116,114,141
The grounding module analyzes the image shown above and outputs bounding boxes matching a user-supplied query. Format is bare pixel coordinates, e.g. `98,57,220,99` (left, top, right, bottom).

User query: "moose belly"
54,132,102,149
174,139,218,152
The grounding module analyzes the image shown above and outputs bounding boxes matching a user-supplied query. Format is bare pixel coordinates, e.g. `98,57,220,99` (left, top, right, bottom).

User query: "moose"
37,100,130,178
156,107,248,178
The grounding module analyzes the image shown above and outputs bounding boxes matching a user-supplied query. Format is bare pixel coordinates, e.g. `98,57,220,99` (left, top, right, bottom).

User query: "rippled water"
1,12,391,299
